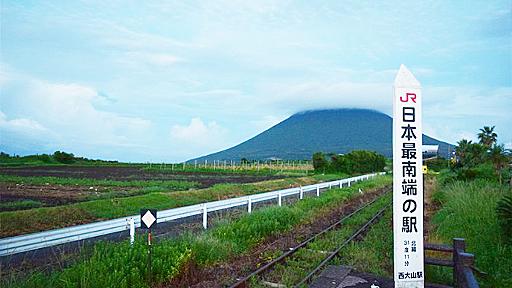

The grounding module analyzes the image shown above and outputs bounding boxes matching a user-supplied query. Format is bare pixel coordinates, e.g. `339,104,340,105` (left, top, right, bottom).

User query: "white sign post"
393,65,424,288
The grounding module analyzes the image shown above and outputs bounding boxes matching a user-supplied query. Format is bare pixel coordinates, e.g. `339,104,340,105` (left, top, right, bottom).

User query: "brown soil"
0,183,136,211
0,166,285,188
161,185,391,288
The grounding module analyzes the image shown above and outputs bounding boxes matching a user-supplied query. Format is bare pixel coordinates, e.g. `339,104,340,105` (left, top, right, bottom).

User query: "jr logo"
400,93,417,103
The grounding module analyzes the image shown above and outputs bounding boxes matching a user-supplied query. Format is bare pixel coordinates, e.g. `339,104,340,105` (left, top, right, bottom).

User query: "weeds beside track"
230,191,391,288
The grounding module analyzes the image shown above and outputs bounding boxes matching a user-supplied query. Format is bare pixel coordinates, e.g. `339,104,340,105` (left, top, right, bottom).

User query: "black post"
148,229,152,284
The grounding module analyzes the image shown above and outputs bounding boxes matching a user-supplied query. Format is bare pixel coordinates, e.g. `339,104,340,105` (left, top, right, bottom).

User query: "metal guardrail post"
202,204,208,229
348,180,351,187
129,218,135,245
248,197,252,213
339,181,342,188
278,191,282,206
316,185,320,197
300,186,303,199
453,238,466,287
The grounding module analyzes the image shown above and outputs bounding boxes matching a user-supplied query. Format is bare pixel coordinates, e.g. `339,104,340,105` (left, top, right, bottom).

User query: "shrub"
312,152,328,172
496,193,512,243
53,151,75,164
313,150,386,175
426,158,450,172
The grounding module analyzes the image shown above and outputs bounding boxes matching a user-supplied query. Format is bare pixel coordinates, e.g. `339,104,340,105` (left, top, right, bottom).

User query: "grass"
3,237,192,288
0,200,43,211
0,175,199,190
3,175,391,288
429,180,512,287
337,209,393,277
256,193,392,287
0,174,350,237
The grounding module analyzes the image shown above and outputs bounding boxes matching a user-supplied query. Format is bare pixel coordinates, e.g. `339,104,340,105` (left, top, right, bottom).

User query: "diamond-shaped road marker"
140,209,157,229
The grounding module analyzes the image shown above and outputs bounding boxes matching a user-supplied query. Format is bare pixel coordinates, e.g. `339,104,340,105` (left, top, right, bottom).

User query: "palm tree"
455,139,472,165
488,144,509,184
478,126,497,148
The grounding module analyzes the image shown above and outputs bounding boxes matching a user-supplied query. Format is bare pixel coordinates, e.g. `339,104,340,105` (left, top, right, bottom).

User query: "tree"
53,151,75,164
313,150,385,174
466,142,487,167
478,126,497,149
455,139,472,166
488,144,509,184
312,152,328,172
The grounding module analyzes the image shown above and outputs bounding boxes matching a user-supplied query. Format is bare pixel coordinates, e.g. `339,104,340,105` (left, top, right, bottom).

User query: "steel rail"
294,203,390,287
0,172,385,257
228,189,390,288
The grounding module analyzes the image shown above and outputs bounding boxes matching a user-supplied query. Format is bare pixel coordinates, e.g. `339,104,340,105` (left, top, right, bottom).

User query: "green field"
0,174,199,189
3,175,391,288
0,174,345,237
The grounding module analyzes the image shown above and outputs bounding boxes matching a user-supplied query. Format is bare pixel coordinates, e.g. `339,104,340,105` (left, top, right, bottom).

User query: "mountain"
190,109,454,162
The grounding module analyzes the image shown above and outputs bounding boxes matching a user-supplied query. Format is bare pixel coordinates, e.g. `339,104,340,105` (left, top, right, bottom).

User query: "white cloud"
0,111,47,132
119,52,182,67
0,72,153,154
250,115,286,131
262,81,390,114
170,117,227,150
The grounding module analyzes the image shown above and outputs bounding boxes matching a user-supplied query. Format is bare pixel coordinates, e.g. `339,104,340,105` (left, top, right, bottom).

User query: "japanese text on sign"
393,65,424,288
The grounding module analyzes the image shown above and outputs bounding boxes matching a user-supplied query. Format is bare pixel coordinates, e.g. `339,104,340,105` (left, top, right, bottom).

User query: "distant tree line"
0,151,119,165
312,150,386,174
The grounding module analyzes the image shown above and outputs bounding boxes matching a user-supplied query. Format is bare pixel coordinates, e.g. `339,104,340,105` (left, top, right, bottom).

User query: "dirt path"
423,174,439,239
161,185,391,288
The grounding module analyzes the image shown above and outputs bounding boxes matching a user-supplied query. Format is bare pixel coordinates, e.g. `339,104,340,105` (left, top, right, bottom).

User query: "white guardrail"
0,172,385,256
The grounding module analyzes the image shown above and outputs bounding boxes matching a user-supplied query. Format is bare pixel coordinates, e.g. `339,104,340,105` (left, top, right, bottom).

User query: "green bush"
313,150,386,175
457,163,498,182
312,152,329,172
53,151,76,164
426,158,450,172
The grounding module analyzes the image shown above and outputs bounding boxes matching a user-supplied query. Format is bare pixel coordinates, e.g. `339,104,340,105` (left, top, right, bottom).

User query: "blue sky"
1,1,511,162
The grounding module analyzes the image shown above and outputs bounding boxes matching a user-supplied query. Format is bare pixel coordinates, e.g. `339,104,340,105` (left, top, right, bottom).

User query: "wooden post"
453,238,466,287
460,252,478,288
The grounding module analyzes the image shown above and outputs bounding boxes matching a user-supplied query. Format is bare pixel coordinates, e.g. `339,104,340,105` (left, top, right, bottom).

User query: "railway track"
229,191,391,288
